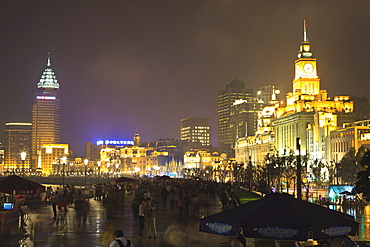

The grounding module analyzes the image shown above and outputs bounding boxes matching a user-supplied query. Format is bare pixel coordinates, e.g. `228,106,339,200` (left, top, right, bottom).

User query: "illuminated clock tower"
292,20,320,96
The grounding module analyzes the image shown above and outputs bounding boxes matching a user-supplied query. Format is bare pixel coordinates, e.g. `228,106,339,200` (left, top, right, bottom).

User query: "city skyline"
1,1,370,155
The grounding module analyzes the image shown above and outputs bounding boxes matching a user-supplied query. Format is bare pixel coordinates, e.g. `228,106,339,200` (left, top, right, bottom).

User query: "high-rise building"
256,85,282,104
3,123,32,172
31,53,60,170
217,79,253,156
181,117,211,148
85,142,102,162
230,99,265,140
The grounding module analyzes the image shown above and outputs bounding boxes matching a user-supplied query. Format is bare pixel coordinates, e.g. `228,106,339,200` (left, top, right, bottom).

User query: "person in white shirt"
138,199,146,238
109,230,134,247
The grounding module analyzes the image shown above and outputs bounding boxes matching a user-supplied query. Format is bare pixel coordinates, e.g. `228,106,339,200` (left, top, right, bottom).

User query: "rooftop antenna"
47,51,51,67
304,20,308,42
271,86,277,101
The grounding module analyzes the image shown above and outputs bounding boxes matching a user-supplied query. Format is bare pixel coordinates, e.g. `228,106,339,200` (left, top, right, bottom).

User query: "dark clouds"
1,0,370,155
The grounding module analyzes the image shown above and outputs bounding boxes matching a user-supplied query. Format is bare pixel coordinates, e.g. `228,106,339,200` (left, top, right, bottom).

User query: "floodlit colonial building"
235,106,275,165
273,21,354,157
329,120,370,163
236,21,355,170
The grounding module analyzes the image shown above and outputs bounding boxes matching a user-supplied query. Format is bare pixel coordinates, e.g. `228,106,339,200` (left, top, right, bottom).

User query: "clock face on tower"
303,63,314,74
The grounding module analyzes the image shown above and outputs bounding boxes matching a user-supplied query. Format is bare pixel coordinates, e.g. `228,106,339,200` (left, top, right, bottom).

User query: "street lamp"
84,159,88,188
97,161,101,183
107,162,110,178
248,156,253,191
266,153,270,194
61,156,67,188
20,152,26,177
134,167,140,178
296,137,302,200
115,163,119,178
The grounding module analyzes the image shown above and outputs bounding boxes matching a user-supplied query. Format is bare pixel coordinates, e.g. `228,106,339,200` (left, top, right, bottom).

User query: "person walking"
160,186,168,208
184,192,191,217
145,198,157,239
109,229,134,247
169,187,178,211
131,194,141,221
138,198,146,238
177,191,184,218
51,191,59,219
74,195,89,227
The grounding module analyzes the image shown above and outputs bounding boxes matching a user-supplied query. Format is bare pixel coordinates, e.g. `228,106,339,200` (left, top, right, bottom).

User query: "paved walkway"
0,192,232,247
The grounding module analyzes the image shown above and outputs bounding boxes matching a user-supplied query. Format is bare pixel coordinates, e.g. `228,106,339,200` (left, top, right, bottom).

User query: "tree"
355,150,370,201
337,148,361,184
311,159,327,187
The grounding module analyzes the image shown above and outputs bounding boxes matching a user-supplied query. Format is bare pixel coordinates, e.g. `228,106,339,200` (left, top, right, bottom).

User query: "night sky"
1,1,370,155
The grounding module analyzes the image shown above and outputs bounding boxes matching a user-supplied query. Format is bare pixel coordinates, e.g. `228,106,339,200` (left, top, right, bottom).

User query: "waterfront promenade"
0,191,231,247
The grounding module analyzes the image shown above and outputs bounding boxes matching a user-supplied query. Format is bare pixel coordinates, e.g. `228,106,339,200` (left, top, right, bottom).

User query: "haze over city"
1,1,370,155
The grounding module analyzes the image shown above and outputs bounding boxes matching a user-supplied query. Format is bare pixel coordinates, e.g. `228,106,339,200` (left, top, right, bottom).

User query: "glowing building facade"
3,123,32,173
236,20,355,168
273,21,354,158
39,144,69,174
31,53,60,170
329,120,370,163
180,117,211,147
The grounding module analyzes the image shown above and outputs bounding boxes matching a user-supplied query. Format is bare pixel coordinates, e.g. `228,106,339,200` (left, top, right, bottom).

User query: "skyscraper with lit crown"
31,53,60,170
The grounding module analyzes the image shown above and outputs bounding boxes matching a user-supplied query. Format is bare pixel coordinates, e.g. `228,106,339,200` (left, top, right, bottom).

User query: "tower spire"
37,52,59,89
47,52,51,67
303,20,308,42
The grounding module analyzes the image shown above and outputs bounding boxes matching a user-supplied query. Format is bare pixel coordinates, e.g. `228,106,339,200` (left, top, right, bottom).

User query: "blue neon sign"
96,140,134,146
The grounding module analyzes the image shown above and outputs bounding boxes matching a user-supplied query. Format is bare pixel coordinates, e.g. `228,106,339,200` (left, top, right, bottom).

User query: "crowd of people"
98,177,238,246
12,177,239,246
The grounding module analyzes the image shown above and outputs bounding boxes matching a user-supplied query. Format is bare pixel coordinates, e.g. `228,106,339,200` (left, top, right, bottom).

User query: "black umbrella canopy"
0,175,45,194
112,176,136,183
200,193,358,241
155,175,171,180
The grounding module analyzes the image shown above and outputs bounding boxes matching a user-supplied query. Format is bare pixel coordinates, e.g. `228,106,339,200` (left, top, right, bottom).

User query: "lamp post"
107,162,110,178
84,159,88,188
20,152,26,177
266,153,270,194
296,137,302,200
97,161,101,184
115,163,119,178
61,156,67,188
248,156,253,191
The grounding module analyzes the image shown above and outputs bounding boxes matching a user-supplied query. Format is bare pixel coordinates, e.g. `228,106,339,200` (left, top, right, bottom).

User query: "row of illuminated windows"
331,140,353,153
331,130,354,139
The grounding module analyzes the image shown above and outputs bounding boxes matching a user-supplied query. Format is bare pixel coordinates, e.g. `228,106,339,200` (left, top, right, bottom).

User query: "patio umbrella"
0,175,45,194
200,193,358,241
111,176,135,183
339,191,356,196
156,175,171,180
